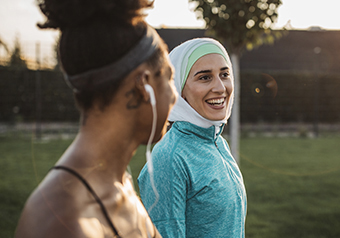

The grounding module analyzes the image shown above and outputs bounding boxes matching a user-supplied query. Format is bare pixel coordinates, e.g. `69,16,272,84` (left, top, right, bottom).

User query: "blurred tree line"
0,34,60,70
0,35,28,70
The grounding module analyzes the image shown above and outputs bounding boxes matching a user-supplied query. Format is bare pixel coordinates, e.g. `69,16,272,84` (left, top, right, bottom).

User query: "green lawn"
1,134,340,237
242,137,340,238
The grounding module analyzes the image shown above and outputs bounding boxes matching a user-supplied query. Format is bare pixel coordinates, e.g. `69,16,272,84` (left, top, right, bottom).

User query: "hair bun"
38,0,153,29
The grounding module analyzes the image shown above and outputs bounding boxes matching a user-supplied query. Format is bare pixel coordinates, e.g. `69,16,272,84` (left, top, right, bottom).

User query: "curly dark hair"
36,0,168,111
37,0,153,30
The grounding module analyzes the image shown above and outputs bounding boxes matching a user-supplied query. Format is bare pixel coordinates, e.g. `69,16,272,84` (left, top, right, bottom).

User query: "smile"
206,98,225,106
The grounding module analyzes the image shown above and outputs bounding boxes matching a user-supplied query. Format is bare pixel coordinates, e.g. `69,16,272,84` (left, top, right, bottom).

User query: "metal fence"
0,40,56,70
1,37,340,138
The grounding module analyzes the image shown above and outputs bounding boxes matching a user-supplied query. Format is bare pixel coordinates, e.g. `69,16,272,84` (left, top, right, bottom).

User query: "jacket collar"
172,121,225,141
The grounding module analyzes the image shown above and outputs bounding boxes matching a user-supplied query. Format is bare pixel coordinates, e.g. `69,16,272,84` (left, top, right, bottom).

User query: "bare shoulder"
14,171,160,238
14,171,107,238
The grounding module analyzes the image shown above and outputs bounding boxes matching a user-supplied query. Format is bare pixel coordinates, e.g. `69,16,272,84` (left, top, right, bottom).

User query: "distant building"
157,28,340,75
241,30,340,74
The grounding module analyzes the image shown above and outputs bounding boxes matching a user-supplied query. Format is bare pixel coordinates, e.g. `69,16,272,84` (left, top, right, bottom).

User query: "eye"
221,71,230,79
198,75,211,81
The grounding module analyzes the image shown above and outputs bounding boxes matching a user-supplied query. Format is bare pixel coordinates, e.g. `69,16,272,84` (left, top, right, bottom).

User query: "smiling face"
182,53,233,121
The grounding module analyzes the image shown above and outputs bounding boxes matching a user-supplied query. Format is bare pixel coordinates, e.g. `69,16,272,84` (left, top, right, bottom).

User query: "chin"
202,107,227,121
205,114,226,121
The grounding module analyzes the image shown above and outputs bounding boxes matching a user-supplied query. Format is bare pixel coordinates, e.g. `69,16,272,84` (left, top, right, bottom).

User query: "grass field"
1,133,340,237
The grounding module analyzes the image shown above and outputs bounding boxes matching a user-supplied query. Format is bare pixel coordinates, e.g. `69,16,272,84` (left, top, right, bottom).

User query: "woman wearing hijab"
15,0,177,237
138,38,247,238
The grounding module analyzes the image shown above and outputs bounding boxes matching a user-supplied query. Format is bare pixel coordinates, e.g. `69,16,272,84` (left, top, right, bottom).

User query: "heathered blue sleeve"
138,134,188,238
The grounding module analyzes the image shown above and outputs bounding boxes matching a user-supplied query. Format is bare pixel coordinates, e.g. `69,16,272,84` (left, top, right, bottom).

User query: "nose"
211,76,226,94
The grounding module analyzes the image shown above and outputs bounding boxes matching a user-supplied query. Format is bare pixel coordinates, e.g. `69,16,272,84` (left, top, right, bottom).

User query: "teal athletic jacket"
138,121,247,238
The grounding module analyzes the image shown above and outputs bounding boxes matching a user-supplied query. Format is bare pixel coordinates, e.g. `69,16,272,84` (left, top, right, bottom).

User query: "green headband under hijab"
182,43,228,90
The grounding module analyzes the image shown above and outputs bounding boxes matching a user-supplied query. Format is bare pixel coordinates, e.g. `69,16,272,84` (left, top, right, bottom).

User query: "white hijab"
168,38,234,134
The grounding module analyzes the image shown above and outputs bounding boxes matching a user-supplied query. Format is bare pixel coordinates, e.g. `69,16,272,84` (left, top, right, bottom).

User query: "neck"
57,105,140,184
169,96,226,128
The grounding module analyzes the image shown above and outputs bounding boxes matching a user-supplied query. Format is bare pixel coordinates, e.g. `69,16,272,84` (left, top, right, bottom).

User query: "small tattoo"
125,89,141,109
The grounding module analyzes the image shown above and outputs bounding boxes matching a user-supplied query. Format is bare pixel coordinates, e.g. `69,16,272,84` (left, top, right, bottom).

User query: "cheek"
225,81,233,95
183,84,204,101
169,82,178,105
158,83,176,117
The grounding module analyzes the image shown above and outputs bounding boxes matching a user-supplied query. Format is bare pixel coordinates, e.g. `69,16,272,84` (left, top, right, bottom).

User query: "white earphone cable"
145,86,159,214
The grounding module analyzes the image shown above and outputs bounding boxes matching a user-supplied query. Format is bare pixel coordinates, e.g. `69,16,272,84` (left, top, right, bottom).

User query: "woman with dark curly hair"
15,0,177,237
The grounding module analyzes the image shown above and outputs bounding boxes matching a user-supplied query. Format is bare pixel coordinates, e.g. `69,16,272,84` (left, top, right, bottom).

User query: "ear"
135,69,152,103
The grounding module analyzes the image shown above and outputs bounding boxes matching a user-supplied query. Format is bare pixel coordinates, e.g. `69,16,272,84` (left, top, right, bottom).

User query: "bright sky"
0,0,340,65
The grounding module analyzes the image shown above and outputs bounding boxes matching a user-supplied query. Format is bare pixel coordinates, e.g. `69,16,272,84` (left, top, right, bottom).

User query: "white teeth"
207,98,224,104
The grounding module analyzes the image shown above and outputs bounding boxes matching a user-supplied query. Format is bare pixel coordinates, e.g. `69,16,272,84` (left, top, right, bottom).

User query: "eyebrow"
194,70,211,76
194,67,230,76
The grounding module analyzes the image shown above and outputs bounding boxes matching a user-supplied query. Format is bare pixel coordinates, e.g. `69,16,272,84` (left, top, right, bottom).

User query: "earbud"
144,84,156,106
144,83,159,212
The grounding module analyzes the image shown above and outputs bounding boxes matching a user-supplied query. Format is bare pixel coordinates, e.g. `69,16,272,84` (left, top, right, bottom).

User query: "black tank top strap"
51,165,122,238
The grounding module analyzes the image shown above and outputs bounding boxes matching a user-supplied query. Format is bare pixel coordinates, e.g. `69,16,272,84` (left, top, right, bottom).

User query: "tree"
190,0,282,164
0,37,10,54
0,36,10,67
9,36,27,69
